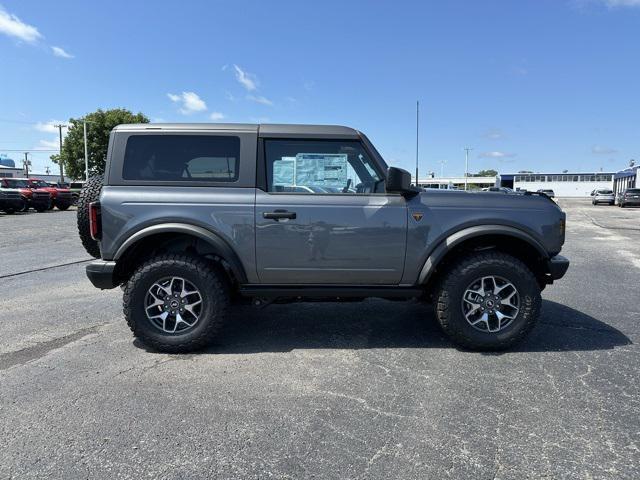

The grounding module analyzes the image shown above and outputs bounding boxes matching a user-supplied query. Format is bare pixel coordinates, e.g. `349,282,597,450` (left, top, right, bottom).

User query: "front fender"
417,224,548,284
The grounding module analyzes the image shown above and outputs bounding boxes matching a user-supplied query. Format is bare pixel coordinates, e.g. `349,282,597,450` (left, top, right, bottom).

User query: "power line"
0,149,58,152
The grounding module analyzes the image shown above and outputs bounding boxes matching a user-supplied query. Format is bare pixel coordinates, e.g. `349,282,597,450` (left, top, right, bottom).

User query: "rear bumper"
547,255,570,280
86,260,118,289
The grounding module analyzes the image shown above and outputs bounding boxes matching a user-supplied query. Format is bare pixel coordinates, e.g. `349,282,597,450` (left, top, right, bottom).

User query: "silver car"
591,189,615,205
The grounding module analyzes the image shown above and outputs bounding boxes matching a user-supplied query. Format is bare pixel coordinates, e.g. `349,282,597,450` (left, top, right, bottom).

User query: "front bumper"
547,255,570,280
0,198,24,210
86,260,118,289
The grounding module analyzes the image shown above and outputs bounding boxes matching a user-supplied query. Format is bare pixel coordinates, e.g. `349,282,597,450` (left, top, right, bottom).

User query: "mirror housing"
386,167,418,196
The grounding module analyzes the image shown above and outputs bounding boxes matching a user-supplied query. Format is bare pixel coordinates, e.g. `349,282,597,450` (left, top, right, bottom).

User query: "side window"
122,135,240,182
264,139,384,194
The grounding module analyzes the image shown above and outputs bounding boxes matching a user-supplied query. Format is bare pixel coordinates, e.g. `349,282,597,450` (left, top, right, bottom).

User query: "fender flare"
418,224,548,284
114,222,248,283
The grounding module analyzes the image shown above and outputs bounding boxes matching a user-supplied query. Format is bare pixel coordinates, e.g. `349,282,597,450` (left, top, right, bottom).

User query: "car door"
255,138,407,285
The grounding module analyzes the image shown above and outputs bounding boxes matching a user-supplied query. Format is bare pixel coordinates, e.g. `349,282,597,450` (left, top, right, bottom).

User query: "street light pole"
464,147,473,191
439,159,447,178
55,124,67,183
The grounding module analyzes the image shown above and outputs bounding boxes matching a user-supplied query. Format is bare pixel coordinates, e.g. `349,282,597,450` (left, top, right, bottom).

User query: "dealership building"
498,172,615,197
415,171,615,197
613,166,638,196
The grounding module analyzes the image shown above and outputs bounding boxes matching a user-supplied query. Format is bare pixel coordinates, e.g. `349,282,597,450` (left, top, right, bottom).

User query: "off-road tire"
3,209,15,214
123,253,229,353
77,174,103,258
434,251,541,351
56,203,70,211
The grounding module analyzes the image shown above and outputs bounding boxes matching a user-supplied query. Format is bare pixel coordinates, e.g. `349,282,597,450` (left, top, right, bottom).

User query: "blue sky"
0,0,638,177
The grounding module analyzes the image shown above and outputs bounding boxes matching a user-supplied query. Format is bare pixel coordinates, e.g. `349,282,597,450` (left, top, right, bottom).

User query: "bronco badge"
412,212,424,222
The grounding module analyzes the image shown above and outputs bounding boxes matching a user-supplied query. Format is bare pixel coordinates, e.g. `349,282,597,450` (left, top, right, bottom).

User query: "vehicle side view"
80,123,569,353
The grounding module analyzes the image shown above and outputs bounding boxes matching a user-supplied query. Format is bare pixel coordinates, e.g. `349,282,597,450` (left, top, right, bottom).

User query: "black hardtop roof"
113,123,361,139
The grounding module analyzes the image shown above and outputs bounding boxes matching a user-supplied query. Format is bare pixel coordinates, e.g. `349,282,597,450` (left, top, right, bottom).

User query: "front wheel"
123,254,229,353
434,251,541,351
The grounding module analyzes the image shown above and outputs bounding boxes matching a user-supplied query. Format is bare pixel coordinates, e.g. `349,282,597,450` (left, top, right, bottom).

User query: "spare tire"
77,174,103,258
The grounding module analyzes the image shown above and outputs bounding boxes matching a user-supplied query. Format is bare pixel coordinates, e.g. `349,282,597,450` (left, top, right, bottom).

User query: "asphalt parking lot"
0,200,638,479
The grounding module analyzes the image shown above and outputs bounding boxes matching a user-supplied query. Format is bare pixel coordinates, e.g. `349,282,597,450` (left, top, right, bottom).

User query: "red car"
0,178,51,212
27,178,73,210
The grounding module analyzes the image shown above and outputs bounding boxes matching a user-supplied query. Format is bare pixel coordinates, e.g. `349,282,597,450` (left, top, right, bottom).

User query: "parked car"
26,178,73,210
618,188,640,208
79,123,569,354
591,189,615,205
0,180,25,214
482,187,514,193
0,178,51,212
69,181,85,205
537,189,555,198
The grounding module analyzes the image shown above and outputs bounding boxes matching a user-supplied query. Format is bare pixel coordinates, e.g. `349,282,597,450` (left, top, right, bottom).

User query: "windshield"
31,180,50,188
597,190,613,194
626,189,640,194
4,179,28,188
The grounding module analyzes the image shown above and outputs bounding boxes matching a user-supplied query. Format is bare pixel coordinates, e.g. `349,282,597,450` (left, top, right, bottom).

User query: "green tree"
474,169,498,177
56,108,149,179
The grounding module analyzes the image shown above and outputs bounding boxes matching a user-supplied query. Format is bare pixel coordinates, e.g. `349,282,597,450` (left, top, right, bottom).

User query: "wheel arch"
419,225,549,287
113,223,248,285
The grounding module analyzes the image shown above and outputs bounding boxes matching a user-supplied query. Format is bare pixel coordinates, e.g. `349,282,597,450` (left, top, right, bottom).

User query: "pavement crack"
0,258,93,280
0,325,102,371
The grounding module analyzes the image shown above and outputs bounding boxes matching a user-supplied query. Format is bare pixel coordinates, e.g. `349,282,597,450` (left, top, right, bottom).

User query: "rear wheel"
56,203,70,211
123,254,229,353
434,251,541,350
77,175,103,258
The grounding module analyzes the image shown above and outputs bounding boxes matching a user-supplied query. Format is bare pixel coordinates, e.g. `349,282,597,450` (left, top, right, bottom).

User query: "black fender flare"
113,222,248,283
418,224,548,284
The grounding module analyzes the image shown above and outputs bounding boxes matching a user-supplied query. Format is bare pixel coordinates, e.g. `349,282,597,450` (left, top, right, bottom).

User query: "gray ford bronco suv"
79,123,569,352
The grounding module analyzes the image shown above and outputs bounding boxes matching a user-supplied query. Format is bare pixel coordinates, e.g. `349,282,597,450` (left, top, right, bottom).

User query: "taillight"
89,202,102,240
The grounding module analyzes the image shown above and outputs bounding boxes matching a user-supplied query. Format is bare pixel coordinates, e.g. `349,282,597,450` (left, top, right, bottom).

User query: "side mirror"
386,167,417,195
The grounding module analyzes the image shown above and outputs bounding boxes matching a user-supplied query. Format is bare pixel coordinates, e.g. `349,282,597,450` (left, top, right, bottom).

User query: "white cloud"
233,64,258,91
167,91,207,114
34,120,65,133
209,112,225,121
0,6,42,43
479,151,516,159
246,94,273,106
592,145,617,154
37,138,61,150
51,46,73,58
484,129,504,140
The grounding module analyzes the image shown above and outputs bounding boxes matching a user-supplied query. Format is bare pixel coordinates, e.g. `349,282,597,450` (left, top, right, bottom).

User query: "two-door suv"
81,123,569,352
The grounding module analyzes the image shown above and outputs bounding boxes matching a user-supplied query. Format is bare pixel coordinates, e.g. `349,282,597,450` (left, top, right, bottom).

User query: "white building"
414,175,497,189
499,172,614,197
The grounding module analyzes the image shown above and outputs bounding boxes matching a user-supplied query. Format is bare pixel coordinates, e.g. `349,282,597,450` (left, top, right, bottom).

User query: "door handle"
263,210,296,220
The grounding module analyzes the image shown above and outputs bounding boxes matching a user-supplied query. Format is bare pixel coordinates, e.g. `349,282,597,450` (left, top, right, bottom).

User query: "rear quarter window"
122,135,240,182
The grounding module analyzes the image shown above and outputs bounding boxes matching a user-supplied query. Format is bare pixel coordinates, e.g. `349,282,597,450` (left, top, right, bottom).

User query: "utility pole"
23,152,30,177
55,124,67,183
415,100,419,186
464,147,473,191
83,120,89,180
